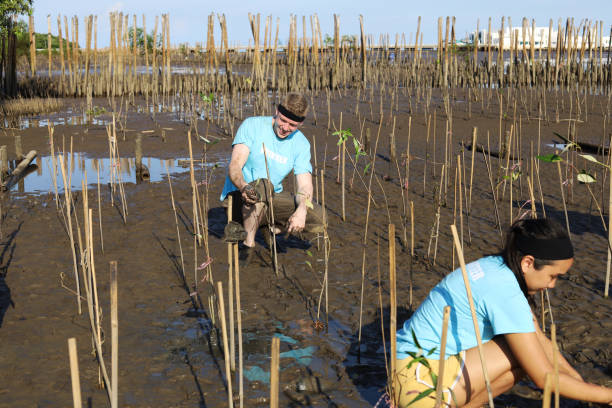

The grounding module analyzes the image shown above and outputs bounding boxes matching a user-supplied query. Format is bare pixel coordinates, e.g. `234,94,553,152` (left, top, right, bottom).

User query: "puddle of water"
10,154,228,194
545,143,567,149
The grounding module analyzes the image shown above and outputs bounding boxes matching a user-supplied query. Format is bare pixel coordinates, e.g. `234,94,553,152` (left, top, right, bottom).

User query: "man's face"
273,110,302,139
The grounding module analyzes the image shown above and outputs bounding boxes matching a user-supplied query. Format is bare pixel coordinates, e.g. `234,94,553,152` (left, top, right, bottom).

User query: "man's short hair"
281,93,308,119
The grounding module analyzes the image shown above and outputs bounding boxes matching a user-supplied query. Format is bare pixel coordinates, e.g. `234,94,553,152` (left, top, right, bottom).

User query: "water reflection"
11,154,227,194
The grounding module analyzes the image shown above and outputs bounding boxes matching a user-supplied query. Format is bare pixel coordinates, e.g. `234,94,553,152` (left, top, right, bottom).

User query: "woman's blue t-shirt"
220,116,312,201
397,255,535,360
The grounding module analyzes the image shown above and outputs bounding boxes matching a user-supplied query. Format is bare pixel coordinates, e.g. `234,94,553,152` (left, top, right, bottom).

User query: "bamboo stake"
542,373,552,408
389,223,397,404
110,261,118,408
227,196,236,373
216,281,234,408
450,224,494,407
232,245,244,408
434,306,451,408
270,336,280,408
606,146,612,297
68,338,82,408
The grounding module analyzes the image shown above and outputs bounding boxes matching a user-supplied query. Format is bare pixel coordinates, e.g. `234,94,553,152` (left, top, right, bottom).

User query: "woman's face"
521,256,573,295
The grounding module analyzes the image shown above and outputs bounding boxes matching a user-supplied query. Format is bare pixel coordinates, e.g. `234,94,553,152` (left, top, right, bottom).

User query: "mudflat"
0,90,610,407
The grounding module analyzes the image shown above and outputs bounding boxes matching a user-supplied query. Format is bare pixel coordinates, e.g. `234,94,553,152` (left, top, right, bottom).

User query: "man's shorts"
392,351,465,407
224,178,324,234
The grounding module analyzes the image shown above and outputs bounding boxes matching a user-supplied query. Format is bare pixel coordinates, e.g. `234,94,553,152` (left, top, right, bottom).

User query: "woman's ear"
520,255,535,275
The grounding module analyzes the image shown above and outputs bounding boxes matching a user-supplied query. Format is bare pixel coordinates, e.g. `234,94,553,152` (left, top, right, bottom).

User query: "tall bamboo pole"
450,225,494,407
68,338,82,408
389,223,397,404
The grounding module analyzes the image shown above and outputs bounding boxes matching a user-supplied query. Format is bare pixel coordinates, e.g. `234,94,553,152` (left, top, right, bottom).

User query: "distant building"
467,26,611,50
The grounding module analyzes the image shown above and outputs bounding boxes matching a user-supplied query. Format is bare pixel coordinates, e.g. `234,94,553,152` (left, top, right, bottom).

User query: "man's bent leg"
242,202,266,247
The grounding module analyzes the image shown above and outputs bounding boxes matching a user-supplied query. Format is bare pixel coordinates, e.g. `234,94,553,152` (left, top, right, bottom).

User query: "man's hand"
241,184,258,205
287,207,307,234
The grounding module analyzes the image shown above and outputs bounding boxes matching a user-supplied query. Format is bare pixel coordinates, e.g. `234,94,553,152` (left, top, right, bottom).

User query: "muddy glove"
241,184,259,204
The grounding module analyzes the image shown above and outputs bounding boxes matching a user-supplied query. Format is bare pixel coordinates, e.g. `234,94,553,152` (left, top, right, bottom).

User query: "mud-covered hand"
287,207,307,234
241,184,258,205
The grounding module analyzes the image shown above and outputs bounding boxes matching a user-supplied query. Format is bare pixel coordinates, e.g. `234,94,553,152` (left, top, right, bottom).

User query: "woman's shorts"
392,351,465,407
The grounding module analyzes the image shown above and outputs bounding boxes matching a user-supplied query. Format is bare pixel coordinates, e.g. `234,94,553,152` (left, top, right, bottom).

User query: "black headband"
277,104,305,123
516,236,574,260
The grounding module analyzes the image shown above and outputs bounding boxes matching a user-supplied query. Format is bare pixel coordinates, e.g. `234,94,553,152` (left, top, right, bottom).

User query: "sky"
29,0,611,48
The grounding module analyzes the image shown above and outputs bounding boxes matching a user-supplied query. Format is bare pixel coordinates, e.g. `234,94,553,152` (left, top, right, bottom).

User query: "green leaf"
305,260,312,268
429,372,438,387
407,388,435,406
579,154,601,165
411,329,423,350
363,163,372,175
577,171,596,184
306,250,313,257
536,154,563,163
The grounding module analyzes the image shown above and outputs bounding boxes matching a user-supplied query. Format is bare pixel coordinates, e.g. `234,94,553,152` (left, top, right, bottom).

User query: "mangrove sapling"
262,143,279,276
358,126,382,349
215,281,234,408
427,164,445,264
482,134,503,237
333,126,351,221
58,154,81,314
467,127,477,243
450,225,495,408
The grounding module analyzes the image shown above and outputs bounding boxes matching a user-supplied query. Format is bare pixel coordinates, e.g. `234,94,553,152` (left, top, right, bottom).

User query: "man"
220,92,323,264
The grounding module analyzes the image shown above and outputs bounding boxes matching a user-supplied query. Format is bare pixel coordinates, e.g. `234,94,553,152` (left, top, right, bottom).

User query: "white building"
468,26,610,50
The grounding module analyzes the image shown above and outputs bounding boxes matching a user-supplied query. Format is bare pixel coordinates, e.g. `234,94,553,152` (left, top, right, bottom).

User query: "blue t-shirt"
220,116,312,201
397,255,534,360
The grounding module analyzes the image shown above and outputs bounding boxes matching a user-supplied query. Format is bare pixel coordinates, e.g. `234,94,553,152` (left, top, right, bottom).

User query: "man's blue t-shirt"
397,255,534,360
220,116,312,201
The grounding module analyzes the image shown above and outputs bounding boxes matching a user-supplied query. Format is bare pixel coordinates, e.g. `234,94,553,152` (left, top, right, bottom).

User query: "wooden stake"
434,306,451,408
110,261,118,408
450,224,495,407
270,336,280,408
216,281,234,408
68,338,82,408
227,196,236,373
389,223,397,404
233,245,244,408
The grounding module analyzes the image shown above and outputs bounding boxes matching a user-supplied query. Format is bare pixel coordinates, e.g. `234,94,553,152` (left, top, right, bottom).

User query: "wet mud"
0,90,610,407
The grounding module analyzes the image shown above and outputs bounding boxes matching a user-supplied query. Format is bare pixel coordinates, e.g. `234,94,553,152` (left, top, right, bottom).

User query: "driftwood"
552,132,609,156
461,142,517,161
2,150,37,191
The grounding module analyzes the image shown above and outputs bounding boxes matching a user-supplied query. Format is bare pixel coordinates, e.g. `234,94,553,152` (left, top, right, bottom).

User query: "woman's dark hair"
501,218,571,301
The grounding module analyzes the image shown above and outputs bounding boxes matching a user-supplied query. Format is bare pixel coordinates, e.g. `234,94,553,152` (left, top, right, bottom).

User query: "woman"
394,219,612,407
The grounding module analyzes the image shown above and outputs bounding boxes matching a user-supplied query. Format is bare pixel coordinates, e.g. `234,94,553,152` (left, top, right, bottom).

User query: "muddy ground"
0,89,610,407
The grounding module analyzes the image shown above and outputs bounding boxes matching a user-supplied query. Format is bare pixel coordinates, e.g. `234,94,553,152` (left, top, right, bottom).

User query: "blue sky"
30,0,611,48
